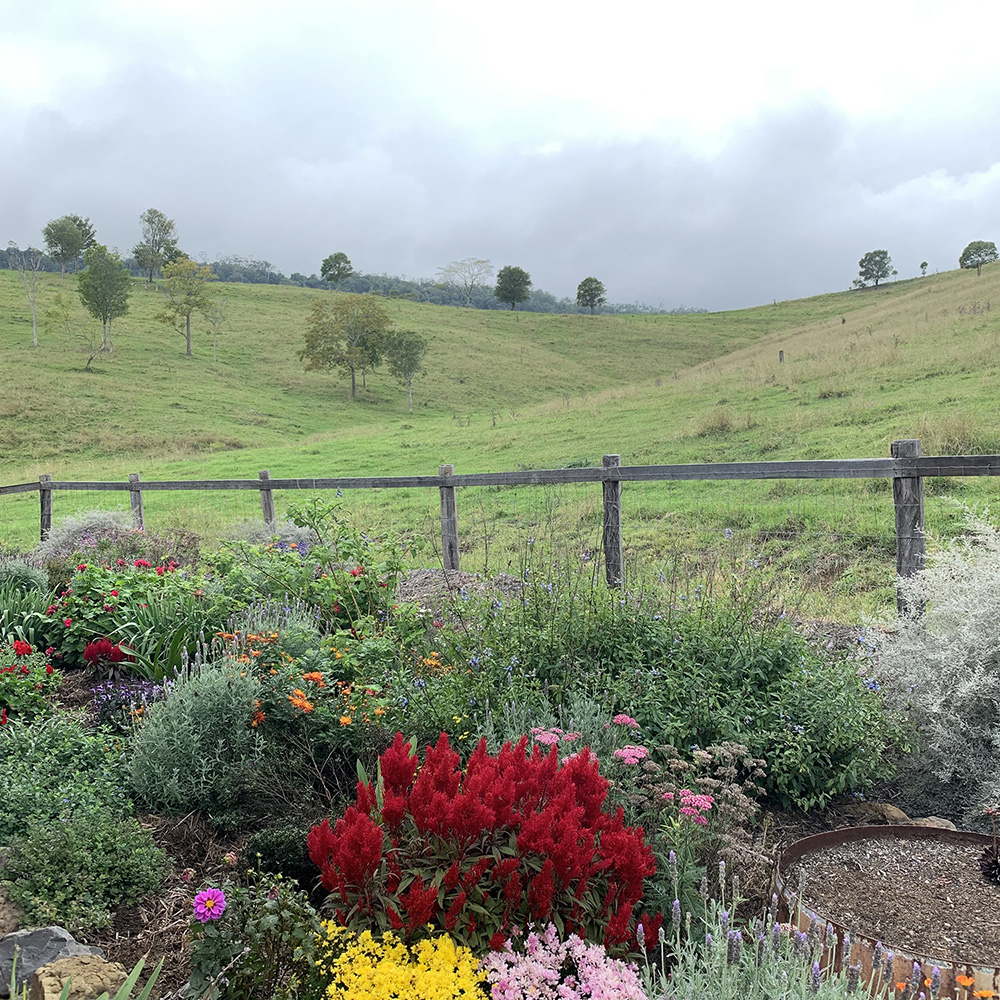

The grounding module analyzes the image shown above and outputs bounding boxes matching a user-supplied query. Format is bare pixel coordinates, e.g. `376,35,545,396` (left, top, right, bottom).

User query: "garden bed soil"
783,833,1000,966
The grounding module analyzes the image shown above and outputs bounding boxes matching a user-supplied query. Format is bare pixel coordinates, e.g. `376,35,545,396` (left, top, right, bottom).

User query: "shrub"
878,511,1000,827
129,665,262,825
0,714,129,843
0,557,47,594
0,810,167,932
0,641,60,721
311,923,485,999
186,870,321,1000
245,824,323,899
307,732,655,955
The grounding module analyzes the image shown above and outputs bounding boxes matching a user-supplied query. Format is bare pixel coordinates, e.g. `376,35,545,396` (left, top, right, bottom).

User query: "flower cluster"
0,642,59,721
308,732,655,954
662,789,715,826
481,922,647,999
313,923,485,999
90,678,170,732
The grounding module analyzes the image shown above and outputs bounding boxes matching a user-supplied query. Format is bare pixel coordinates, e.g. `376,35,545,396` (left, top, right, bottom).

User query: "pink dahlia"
193,887,227,923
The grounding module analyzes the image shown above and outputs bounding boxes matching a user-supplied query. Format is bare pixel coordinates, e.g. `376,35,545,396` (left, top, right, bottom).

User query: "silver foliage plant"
878,509,1000,827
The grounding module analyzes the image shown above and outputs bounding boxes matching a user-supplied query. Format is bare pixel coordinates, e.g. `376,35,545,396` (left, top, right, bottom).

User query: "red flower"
77,563,87,571
134,559,151,568
63,618,72,627
350,566,363,577
12,640,33,657
110,590,118,597
155,566,165,576
45,664,54,675
0,708,6,725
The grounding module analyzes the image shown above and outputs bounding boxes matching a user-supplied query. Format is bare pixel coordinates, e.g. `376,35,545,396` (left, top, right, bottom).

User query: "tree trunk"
186,313,192,356
350,364,356,399
407,377,413,412
108,317,114,354
101,321,108,349
31,307,37,347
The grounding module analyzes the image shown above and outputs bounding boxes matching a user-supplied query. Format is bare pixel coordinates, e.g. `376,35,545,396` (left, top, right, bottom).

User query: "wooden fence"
5,440,1000,612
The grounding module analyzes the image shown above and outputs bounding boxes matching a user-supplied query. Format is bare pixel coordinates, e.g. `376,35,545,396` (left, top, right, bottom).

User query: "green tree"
320,252,354,288
157,258,218,356
299,293,392,400
494,265,532,310
7,241,45,346
132,208,178,283
576,276,607,314
920,261,929,276
384,329,429,412
66,215,97,252
77,244,132,352
959,240,998,276
857,250,892,288
436,258,493,307
42,217,85,275
47,292,106,370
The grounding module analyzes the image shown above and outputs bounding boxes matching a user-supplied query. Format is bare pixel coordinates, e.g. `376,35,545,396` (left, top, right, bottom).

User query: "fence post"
259,470,276,525
128,473,145,530
439,464,460,571
39,474,53,541
602,454,624,588
891,438,925,616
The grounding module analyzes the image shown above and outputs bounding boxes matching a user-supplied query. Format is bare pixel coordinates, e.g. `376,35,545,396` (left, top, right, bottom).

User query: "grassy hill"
3,264,1000,618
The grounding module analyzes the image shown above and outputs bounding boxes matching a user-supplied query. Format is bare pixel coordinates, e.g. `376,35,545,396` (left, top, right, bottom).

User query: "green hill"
3,264,999,618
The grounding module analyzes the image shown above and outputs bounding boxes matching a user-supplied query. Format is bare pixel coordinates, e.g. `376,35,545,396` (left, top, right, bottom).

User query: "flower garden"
1,500,997,999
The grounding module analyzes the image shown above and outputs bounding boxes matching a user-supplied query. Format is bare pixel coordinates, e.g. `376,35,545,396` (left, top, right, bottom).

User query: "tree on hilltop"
299,293,392,400
321,252,354,288
576,276,607,314
384,329,429,412
494,265,532,310
157,258,217,357
436,258,493,308
959,241,998,277
857,250,892,288
133,208,178,283
77,244,132,353
42,217,85,275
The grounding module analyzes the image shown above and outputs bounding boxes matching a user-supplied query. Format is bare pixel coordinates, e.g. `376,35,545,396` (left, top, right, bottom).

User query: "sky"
3,0,1000,310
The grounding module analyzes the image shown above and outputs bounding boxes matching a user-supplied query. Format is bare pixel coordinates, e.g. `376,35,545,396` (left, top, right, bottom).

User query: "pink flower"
63,618,72,627
612,714,640,729
193,887,226,922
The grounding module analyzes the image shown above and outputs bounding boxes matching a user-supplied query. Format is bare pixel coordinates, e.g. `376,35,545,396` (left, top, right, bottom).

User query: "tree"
157,258,218,356
857,250,892,288
436,258,493,308
494,265,532,310
77,244,132,352
321,252,354,288
959,240,998,277
205,296,227,362
7,241,45,346
576,277,607,314
47,292,106,370
384,329,429,412
920,261,929,277
66,215,97,252
132,208,178,283
42,217,85,276
299,293,392,400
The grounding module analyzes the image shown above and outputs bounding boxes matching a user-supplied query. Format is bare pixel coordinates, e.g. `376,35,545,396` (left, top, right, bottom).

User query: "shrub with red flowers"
0,641,60,721
82,637,136,680
307,732,656,955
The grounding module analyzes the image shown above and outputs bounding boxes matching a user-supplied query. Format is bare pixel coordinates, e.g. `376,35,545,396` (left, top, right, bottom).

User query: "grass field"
3,263,1000,619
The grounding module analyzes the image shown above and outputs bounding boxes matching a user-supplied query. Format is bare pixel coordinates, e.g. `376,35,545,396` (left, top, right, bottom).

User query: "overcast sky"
3,0,999,310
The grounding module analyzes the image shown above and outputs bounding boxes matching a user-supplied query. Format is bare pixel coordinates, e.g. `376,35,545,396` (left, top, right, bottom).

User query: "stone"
0,928,103,998
913,815,958,831
0,894,23,938
29,955,128,1000
840,801,911,825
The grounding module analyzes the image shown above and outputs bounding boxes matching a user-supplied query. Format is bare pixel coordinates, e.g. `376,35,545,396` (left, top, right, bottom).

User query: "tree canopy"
437,258,493,308
299,293,393,399
77,245,132,352
66,215,97,253
384,329,429,412
133,208,178,283
321,252,354,288
857,250,892,288
494,265,532,310
42,217,86,275
158,258,217,357
959,240,998,276
576,277,607,314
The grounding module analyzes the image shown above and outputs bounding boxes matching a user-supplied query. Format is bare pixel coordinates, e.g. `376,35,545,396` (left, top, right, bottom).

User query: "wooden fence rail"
6,439,996,611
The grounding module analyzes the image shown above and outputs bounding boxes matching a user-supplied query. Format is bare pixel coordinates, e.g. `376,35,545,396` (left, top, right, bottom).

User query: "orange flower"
896,984,907,993
957,976,976,988
374,706,385,716
340,715,352,726
301,671,327,687
972,991,994,999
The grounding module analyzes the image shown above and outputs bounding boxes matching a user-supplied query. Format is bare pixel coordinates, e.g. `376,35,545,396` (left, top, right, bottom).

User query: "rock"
29,955,128,1000
0,894,23,937
913,816,958,830
0,927,103,999
840,801,911,825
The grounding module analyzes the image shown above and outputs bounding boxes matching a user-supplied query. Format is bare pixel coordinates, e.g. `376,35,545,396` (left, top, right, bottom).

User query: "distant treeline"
0,247,705,316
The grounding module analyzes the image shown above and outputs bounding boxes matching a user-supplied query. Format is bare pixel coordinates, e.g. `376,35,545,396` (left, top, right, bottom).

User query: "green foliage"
320,252,354,287
0,557,47,594
0,581,51,648
856,249,892,287
77,245,132,341
0,714,130,843
6,954,162,1000
42,216,85,273
129,665,263,824
187,870,322,1000
0,809,167,932
158,257,218,356
576,276,607,313
245,824,323,897
132,208,178,282
494,264,532,309
959,239,998,275
383,329,429,411
0,642,60,720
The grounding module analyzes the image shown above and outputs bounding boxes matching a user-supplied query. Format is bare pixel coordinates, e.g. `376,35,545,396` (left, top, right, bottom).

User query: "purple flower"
672,898,682,927
193,887,226,923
